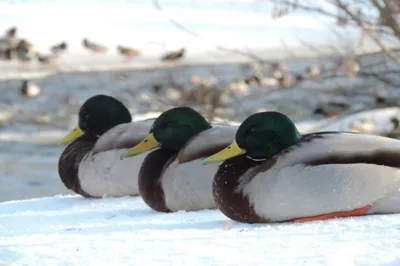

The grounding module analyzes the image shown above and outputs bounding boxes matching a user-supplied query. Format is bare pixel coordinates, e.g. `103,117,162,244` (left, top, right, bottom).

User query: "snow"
1,106,400,264
1,195,400,265
0,106,399,264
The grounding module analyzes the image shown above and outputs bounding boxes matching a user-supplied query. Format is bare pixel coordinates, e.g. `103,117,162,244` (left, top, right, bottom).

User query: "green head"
59,94,131,143
203,111,301,164
123,107,211,157
151,107,212,150
235,111,301,159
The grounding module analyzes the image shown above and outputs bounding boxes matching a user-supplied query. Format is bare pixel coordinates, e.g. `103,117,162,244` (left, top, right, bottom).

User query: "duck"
161,47,186,62
121,107,237,212
381,117,400,139
244,75,261,86
16,39,35,62
341,56,360,78
36,52,58,65
203,111,400,224
58,94,154,198
117,45,140,60
50,41,68,55
4,26,17,38
277,74,294,88
1,47,17,61
82,38,108,53
305,65,321,78
313,102,350,118
21,80,40,97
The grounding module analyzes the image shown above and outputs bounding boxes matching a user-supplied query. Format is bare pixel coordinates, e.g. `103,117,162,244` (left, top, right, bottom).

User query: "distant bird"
82,38,108,53
295,74,305,82
152,84,162,94
270,62,287,79
16,39,36,62
341,57,360,78
117,45,140,60
5,26,17,38
229,78,250,94
392,117,400,129
161,47,186,62
21,80,40,97
0,47,17,60
36,52,58,65
190,74,217,87
384,117,400,139
305,65,321,78
375,96,387,104
244,75,261,86
50,41,68,55
313,102,349,117
277,74,294,88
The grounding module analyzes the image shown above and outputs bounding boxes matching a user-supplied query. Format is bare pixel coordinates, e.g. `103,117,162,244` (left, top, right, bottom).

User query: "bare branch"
335,0,400,66
380,0,400,38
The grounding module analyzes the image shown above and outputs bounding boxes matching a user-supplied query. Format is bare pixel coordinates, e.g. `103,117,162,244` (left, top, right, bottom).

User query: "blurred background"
1,0,400,202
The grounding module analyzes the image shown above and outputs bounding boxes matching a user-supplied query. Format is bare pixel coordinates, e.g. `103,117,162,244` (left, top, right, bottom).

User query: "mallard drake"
203,111,400,223
58,94,154,198
122,107,237,212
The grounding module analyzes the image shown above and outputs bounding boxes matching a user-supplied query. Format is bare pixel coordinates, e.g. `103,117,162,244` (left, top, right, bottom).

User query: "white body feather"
161,124,238,211
78,120,154,197
238,132,400,222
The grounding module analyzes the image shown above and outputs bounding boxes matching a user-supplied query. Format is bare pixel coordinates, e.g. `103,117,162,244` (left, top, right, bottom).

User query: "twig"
335,0,400,66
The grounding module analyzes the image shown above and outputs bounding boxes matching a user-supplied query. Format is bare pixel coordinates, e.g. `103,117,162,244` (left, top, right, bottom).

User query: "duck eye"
79,113,89,121
158,121,171,129
247,127,257,134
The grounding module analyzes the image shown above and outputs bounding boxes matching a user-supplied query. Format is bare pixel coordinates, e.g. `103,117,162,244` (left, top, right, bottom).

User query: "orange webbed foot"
294,205,372,223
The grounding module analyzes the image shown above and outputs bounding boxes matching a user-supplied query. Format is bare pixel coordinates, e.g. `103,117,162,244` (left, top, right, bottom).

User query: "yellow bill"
123,133,160,158
202,140,245,165
58,126,84,144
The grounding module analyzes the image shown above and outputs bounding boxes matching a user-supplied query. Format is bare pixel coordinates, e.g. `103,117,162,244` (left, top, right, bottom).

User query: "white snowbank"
1,195,400,265
1,107,400,264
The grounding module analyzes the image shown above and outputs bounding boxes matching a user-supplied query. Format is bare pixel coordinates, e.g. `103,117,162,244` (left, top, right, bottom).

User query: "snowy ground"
1,68,400,266
1,195,400,265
